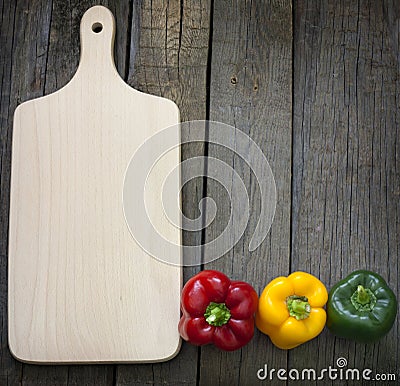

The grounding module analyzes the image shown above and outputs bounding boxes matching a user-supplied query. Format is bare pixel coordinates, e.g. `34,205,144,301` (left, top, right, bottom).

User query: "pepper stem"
351,285,377,312
204,302,231,326
356,285,370,304
286,295,311,320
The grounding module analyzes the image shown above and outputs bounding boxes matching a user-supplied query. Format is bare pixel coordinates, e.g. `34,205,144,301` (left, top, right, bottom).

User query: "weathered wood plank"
199,0,292,385
1,0,53,384
0,2,20,386
291,0,399,384
116,0,211,384
43,0,131,92
66,365,114,386
1,0,129,385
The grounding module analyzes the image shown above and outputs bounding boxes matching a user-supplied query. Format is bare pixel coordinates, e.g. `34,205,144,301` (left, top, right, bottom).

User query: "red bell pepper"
178,270,258,351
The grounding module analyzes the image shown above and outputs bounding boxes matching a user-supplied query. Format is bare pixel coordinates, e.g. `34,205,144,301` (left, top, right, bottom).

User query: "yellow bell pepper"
256,271,328,349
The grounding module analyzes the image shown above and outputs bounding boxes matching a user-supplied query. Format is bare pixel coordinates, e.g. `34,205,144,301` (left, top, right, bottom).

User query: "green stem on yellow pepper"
286,295,311,320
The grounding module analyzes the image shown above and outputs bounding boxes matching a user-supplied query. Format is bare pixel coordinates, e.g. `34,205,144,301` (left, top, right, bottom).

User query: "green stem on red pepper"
204,302,231,326
178,270,259,351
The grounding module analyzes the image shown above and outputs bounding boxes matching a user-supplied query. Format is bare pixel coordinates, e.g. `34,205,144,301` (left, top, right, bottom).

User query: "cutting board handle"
76,6,118,78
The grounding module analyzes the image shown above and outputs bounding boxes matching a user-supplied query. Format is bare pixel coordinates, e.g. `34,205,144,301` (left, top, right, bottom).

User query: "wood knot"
230,76,237,85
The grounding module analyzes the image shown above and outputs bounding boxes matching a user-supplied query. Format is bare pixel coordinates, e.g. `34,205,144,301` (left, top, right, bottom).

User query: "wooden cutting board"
8,5,182,364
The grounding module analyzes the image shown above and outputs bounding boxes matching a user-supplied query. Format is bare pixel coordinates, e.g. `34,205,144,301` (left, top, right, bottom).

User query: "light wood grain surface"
8,5,182,364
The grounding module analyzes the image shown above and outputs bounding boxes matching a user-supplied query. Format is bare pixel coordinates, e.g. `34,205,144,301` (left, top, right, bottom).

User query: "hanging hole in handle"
92,22,103,33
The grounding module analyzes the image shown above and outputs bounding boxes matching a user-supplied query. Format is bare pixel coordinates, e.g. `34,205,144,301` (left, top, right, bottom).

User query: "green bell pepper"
327,270,397,343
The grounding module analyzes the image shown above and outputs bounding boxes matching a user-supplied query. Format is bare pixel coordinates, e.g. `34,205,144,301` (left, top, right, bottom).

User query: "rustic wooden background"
1,0,399,385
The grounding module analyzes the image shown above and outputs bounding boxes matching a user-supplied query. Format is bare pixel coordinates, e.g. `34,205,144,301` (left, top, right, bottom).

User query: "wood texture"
1,0,399,385
1,0,60,383
17,0,129,382
291,0,399,384
9,5,181,364
116,0,210,383
200,1,292,385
